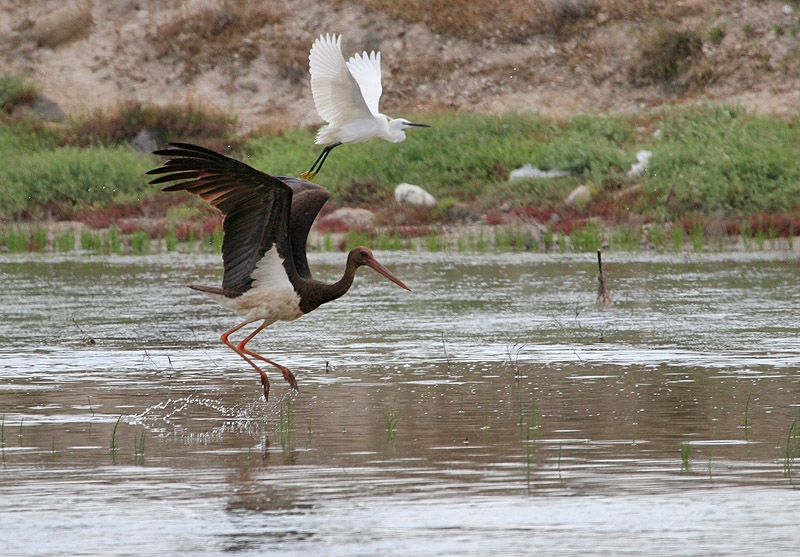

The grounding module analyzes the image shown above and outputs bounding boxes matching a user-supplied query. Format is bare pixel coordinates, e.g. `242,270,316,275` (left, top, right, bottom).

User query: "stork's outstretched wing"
147,143,296,295
280,176,331,280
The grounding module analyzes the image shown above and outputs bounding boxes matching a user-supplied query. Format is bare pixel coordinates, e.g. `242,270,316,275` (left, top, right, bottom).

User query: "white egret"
300,33,429,180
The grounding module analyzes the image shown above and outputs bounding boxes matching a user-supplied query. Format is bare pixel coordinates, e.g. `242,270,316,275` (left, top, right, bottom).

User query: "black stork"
147,142,410,400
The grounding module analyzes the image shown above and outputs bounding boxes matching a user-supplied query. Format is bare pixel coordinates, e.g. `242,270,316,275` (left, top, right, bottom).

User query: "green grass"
3,228,28,252
110,416,121,463
30,228,47,252
671,224,686,252
210,226,224,252
277,398,294,453
134,430,146,465
681,442,692,473
518,397,540,493
54,229,75,252
425,233,441,251
2,96,800,240
376,230,406,250
107,225,121,253
610,225,640,251
81,229,103,251
557,234,568,253
131,229,150,254
646,104,800,215
0,74,38,112
323,233,334,252
709,24,726,45
0,143,156,218
165,229,179,252
690,223,706,252
245,111,630,208
345,229,374,251
784,417,799,481
1,415,5,464
243,105,800,220
518,398,540,442
382,405,400,440
570,222,603,252
66,100,236,147
647,224,667,250
742,394,751,440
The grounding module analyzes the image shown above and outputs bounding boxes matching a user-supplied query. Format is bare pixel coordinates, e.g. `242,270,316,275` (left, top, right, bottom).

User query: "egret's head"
386,117,430,143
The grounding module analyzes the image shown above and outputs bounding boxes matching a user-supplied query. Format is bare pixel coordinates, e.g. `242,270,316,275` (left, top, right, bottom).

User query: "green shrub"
3,229,28,252
709,24,726,45
570,223,603,252
0,75,38,113
65,100,236,147
0,146,155,216
631,27,704,86
644,105,800,216
54,229,75,252
131,229,150,254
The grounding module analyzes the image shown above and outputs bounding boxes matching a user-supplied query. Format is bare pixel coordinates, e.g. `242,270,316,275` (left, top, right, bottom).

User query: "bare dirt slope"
1,0,799,133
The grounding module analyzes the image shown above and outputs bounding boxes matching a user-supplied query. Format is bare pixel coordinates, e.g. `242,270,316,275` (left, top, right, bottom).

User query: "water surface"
1,250,799,555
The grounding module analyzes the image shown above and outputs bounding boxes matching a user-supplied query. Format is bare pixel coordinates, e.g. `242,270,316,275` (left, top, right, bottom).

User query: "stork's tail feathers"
188,284,243,299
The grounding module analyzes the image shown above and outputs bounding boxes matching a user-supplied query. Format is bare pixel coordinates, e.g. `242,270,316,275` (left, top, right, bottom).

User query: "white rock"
509,164,571,180
565,185,591,208
394,183,437,208
31,0,94,48
627,150,652,176
324,208,375,229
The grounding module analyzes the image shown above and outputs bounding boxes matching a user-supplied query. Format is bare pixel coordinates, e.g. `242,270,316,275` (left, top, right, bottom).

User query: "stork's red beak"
365,256,411,291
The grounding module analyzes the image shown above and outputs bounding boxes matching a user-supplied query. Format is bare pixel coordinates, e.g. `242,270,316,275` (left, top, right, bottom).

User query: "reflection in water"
1,251,799,554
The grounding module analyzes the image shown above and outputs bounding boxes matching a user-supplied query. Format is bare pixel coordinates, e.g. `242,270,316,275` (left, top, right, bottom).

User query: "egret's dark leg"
237,323,299,392
299,142,342,180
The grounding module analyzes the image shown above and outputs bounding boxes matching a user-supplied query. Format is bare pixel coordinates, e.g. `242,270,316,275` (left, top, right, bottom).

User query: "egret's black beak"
407,122,431,128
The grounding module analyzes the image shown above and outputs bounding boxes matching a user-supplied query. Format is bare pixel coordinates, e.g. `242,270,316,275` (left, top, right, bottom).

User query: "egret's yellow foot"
299,170,317,180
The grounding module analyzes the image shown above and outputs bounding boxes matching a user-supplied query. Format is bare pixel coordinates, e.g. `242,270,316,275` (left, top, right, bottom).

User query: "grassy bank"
1,218,795,256
2,75,800,253
245,104,800,221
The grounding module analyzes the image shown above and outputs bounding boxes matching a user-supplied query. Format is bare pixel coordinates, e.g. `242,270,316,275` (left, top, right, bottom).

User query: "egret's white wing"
345,50,382,117
309,34,372,127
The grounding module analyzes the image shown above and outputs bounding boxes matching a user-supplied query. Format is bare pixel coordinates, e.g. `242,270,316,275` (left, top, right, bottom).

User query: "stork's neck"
327,257,360,302
299,255,359,313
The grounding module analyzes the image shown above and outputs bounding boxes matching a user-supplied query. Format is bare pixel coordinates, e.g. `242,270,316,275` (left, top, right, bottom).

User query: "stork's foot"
277,364,299,392
260,373,271,401
299,170,317,181
259,367,296,401
285,371,299,392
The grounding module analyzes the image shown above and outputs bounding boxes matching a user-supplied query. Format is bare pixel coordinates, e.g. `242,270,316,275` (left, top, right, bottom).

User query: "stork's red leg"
237,323,299,392
221,322,273,400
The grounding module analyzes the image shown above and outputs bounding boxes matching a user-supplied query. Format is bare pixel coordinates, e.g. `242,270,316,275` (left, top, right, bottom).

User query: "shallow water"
1,250,799,555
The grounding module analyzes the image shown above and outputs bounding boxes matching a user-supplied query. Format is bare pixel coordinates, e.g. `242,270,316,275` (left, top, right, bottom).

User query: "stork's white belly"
218,248,302,323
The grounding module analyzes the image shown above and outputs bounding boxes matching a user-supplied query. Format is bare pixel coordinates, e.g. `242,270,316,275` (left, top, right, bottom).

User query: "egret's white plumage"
301,33,429,179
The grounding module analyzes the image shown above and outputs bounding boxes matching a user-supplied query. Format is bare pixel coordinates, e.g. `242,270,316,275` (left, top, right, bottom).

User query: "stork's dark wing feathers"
147,142,296,295
279,176,330,280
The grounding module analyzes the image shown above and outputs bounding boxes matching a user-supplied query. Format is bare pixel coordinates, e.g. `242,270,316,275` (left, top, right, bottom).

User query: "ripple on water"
1,251,799,555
